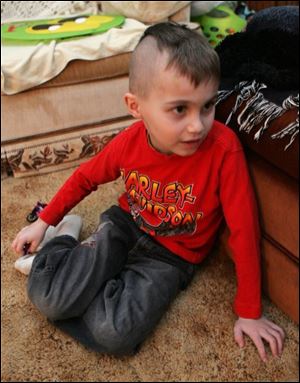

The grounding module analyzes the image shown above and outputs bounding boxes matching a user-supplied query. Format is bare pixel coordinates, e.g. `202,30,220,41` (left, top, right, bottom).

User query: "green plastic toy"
192,5,247,47
1,14,125,41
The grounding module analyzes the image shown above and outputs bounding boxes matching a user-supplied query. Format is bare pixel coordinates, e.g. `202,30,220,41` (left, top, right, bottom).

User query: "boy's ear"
124,92,142,119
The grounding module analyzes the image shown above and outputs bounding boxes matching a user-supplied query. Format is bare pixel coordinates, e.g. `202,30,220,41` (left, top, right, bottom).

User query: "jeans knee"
91,326,140,356
33,298,65,320
28,287,74,321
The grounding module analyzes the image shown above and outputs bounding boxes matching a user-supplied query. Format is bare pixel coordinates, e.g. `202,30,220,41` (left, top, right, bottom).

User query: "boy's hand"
11,218,49,255
234,316,285,362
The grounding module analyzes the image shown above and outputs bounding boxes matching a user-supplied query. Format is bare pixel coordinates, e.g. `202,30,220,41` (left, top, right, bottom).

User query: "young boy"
12,22,284,361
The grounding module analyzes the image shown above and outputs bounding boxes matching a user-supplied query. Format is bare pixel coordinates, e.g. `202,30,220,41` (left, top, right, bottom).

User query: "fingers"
251,335,268,363
11,237,17,252
234,325,245,348
263,318,285,356
11,236,24,254
263,327,284,357
268,321,285,343
261,330,280,359
11,220,48,256
28,240,38,254
11,226,31,254
234,317,285,363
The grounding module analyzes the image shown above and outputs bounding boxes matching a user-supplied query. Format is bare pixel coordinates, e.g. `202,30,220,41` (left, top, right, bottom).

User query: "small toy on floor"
26,201,48,223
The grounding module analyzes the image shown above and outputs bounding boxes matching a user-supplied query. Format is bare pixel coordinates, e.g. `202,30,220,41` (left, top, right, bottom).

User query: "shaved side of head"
129,36,165,99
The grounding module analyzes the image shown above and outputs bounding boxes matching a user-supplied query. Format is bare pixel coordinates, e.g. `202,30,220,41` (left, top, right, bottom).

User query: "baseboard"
1,116,136,178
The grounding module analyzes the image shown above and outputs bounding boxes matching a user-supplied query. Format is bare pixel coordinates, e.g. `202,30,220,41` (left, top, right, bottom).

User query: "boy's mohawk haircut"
138,22,220,87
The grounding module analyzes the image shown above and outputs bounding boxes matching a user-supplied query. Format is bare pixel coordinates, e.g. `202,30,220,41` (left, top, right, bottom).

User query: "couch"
213,4,299,324
215,80,299,324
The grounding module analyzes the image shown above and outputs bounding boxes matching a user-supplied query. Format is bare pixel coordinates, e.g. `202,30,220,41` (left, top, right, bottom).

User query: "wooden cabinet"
246,1,299,11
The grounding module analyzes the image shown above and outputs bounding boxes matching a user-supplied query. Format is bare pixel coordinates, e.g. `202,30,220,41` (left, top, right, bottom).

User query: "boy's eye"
174,105,186,114
203,101,216,112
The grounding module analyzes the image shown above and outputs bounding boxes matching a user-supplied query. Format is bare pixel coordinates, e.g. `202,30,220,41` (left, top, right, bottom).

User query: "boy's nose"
186,119,203,135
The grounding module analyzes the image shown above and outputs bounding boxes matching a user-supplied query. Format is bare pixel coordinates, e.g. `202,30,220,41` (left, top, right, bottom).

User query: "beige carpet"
1,168,299,382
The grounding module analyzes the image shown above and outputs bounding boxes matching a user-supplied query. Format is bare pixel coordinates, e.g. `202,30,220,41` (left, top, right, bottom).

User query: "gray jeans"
27,205,196,355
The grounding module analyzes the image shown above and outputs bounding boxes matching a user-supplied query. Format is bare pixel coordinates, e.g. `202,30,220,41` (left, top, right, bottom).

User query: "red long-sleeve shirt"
39,120,262,318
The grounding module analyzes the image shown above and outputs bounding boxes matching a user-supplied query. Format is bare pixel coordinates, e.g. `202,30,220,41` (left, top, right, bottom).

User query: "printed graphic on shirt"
121,169,204,236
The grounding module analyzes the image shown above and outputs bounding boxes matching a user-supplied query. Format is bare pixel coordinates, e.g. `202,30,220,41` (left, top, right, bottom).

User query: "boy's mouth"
182,139,201,143
181,138,202,145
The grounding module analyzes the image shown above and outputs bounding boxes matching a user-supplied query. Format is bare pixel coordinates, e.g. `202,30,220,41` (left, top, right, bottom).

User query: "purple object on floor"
26,201,47,223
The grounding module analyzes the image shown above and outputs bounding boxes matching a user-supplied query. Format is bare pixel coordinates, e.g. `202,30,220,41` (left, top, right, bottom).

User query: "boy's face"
125,61,219,157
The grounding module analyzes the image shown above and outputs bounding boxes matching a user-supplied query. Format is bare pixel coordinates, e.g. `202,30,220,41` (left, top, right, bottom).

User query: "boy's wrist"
36,217,50,229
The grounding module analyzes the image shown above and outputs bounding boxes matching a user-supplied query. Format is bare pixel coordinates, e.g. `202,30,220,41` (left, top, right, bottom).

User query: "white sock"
14,214,83,275
51,215,83,240
36,215,83,250
14,253,36,276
